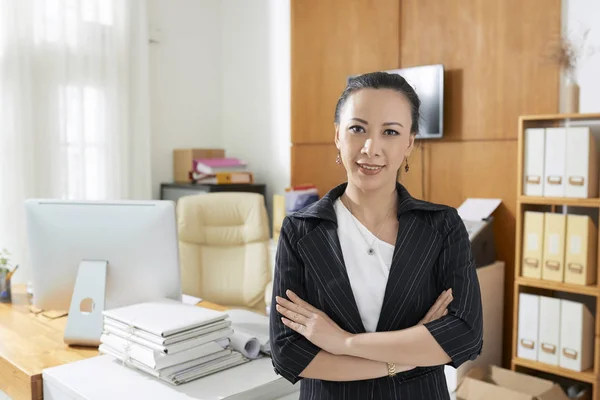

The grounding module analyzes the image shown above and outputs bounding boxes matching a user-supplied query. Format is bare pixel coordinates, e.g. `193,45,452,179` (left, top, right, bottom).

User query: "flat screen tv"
348,64,444,139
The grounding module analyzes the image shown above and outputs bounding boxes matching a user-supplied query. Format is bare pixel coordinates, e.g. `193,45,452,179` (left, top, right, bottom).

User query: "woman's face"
335,88,415,192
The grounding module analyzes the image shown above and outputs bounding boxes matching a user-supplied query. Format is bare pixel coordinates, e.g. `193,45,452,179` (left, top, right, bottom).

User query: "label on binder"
569,236,582,255
527,233,539,251
549,234,560,255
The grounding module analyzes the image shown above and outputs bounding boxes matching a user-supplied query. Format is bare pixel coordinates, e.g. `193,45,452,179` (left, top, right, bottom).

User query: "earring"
405,159,410,172
336,152,341,164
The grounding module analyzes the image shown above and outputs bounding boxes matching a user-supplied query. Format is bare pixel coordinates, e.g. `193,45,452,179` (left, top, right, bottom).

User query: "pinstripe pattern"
269,182,483,399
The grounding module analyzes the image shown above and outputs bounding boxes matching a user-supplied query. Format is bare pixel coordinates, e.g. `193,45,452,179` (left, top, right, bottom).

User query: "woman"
269,72,483,399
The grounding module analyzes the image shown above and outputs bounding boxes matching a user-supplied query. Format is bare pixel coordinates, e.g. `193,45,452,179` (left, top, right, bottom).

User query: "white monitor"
25,199,182,346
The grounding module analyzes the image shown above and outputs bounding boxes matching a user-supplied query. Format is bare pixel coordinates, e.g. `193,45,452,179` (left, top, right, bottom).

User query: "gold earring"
405,158,410,172
336,152,341,164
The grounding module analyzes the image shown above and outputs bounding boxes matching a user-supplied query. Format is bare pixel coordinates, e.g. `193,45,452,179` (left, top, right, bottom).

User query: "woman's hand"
275,290,351,355
417,289,453,325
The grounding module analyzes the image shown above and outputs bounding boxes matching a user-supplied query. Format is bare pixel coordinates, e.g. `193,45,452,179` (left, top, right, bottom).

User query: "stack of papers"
99,298,249,385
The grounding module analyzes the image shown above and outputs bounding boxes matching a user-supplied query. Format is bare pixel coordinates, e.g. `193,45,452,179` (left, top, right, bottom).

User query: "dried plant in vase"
544,29,597,113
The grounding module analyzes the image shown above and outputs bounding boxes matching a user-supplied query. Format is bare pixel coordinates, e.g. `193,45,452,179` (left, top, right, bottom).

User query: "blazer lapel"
376,212,444,332
297,221,366,334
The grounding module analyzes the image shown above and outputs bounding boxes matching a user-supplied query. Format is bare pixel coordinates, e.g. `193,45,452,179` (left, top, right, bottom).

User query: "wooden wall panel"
291,0,400,144
426,140,518,367
291,145,346,196
400,0,560,140
427,140,518,281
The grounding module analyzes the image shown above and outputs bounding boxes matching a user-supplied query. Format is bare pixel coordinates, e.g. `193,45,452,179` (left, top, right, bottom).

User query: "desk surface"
0,285,225,400
43,354,296,400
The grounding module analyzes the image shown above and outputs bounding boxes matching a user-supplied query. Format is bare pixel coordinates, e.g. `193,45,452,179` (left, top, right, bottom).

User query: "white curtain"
0,0,152,284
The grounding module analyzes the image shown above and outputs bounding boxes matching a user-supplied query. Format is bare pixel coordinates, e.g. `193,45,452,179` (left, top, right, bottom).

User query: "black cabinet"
160,183,267,203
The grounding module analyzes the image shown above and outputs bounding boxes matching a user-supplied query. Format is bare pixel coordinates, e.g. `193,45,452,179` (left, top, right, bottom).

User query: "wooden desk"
0,285,225,400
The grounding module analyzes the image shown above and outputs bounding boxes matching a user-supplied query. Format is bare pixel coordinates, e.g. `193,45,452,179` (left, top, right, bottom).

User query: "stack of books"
189,157,253,184
99,298,249,385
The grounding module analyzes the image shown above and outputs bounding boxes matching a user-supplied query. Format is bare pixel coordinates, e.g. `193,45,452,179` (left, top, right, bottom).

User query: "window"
32,0,115,199
59,85,107,199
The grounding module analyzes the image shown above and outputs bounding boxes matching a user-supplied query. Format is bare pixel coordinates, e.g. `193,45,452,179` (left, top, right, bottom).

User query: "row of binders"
523,127,598,198
517,293,594,372
98,298,270,385
522,211,597,286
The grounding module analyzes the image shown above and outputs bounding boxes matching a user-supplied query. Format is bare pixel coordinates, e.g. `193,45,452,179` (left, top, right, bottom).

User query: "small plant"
0,248,11,270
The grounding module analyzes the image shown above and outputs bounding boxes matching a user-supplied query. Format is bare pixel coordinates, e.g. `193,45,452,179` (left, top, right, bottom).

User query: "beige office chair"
177,192,271,314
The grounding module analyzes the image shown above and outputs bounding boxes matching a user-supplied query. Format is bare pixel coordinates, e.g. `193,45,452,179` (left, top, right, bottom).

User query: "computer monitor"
25,199,182,346
384,64,444,139
347,63,445,139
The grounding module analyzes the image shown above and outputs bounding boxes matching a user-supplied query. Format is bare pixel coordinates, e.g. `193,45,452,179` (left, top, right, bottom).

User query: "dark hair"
334,72,421,135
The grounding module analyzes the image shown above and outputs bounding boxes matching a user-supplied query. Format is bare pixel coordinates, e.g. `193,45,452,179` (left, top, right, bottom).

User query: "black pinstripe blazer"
269,182,483,400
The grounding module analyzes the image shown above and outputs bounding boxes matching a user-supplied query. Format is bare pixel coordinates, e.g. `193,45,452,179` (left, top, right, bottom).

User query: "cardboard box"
173,149,225,183
456,365,569,400
445,261,505,393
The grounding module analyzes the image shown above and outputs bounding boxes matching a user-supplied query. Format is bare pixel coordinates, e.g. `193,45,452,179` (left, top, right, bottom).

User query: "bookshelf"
512,113,600,400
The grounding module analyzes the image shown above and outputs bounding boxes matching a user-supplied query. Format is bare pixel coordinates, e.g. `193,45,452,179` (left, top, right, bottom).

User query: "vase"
565,80,580,114
0,269,11,303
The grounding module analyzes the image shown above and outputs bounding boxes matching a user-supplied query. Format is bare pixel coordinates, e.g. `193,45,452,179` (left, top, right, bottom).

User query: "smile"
356,163,385,173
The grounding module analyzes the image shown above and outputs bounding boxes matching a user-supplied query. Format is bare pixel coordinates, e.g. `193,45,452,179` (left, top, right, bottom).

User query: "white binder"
99,332,230,370
565,127,598,198
543,128,567,197
103,317,232,345
517,293,540,361
103,323,234,354
102,297,229,337
559,299,594,372
523,128,546,196
99,344,246,385
538,296,560,366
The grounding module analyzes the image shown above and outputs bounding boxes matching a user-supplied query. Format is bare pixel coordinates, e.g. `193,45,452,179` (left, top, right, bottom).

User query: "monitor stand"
64,260,108,347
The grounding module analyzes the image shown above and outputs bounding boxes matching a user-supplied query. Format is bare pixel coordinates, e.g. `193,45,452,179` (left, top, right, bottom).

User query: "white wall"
563,0,600,113
148,0,291,219
221,0,291,219
148,0,223,199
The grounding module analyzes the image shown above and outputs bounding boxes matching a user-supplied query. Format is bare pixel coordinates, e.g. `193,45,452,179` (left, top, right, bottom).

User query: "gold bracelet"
387,362,397,377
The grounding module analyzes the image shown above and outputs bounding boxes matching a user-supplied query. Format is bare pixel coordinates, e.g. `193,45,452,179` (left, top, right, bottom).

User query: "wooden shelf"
512,357,597,384
520,113,600,122
516,277,600,297
514,113,600,400
518,196,600,207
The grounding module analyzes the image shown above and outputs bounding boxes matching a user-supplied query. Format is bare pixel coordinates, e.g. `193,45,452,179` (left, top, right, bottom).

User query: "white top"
334,199,394,332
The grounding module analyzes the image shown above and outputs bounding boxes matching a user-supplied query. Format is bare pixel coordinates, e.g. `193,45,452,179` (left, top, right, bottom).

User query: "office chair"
177,192,271,314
